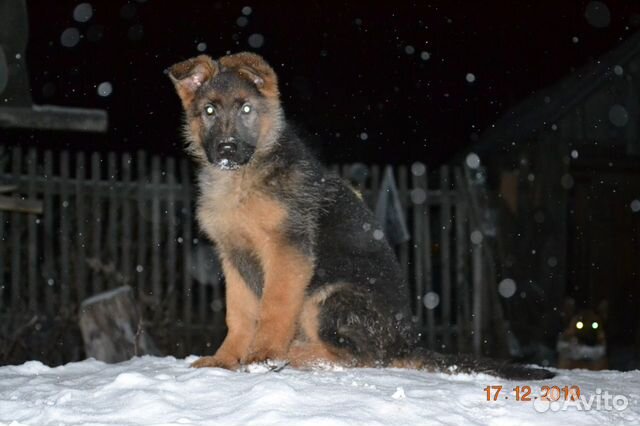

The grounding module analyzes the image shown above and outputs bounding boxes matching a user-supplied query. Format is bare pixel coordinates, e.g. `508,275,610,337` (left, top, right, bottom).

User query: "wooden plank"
397,165,409,282
166,157,177,337
181,158,193,354
91,152,103,294
75,152,87,305
43,150,55,314
411,163,426,325
0,105,108,132
59,151,71,308
136,151,148,302
0,195,42,214
121,153,132,285
26,149,38,311
107,152,118,272
10,146,22,308
151,155,162,306
423,167,435,349
440,166,452,350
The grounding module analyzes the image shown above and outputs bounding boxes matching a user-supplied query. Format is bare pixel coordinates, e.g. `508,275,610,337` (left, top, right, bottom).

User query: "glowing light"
592,322,599,329
576,321,584,330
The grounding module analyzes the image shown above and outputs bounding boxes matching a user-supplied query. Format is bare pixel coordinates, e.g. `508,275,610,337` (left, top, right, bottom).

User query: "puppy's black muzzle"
217,142,237,158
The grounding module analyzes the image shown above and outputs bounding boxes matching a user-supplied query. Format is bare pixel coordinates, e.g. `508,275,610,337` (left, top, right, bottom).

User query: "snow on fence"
0,145,494,365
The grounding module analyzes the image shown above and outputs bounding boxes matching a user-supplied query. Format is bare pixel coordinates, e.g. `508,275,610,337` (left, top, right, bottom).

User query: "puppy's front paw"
242,344,286,365
190,355,239,370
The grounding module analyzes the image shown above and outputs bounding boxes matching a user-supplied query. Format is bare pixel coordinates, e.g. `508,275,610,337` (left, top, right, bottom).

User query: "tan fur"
168,55,218,109
243,244,314,363
191,259,259,369
219,52,279,99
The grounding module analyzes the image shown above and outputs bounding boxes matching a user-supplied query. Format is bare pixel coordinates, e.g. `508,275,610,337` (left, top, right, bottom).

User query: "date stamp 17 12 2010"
484,385,580,402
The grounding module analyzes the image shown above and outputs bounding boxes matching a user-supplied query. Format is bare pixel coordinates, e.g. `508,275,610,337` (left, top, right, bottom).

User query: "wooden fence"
0,145,500,365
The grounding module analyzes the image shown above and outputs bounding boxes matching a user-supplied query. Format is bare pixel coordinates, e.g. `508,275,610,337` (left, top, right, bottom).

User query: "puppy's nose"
217,142,237,156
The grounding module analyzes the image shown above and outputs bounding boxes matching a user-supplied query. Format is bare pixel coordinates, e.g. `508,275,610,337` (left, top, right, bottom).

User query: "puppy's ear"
167,55,218,108
220,52,279,98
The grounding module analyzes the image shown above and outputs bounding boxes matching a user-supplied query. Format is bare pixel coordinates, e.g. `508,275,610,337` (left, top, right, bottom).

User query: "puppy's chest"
196,182,287,250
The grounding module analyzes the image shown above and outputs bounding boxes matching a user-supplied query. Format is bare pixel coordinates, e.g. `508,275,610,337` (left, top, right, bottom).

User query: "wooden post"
79,286,159,363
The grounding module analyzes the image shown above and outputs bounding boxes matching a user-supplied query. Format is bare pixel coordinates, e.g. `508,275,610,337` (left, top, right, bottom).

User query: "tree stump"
79,286,160,363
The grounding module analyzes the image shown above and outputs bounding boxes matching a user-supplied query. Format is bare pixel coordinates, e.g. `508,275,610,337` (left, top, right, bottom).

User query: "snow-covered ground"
0,356,638,426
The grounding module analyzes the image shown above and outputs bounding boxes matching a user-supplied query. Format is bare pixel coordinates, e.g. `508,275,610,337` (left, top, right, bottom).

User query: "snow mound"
0,356,638,425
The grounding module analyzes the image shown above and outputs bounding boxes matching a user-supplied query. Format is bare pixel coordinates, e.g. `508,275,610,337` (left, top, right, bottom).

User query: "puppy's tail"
391,347,555,380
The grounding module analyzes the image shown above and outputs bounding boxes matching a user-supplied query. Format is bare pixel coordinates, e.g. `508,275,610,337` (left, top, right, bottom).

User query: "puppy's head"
561,299,607,346
167,52,282,169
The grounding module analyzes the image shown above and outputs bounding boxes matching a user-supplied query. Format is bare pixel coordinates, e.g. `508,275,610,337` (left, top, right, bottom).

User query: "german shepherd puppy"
557,299,608,370
167,52,553,379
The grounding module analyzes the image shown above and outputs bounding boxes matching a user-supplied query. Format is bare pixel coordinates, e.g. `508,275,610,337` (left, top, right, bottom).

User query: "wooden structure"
0,145,508,365
0,0,108,133
462,31,640,365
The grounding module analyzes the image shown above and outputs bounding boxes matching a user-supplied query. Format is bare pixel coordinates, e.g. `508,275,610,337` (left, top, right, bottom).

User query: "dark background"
21,0,640,165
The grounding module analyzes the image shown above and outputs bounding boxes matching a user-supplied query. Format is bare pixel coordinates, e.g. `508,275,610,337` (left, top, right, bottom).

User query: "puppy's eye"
204,104,215,116
241,103,252,114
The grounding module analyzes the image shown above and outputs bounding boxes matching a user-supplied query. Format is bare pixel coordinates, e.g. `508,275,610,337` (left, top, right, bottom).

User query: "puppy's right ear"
166,55,218,108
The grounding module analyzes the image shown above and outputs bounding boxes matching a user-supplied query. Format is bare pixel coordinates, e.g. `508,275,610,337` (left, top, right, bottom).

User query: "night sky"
21,0,640,165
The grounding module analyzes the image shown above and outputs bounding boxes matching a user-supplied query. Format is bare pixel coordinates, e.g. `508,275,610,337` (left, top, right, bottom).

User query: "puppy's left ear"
220,52,279,98
167,55,219,108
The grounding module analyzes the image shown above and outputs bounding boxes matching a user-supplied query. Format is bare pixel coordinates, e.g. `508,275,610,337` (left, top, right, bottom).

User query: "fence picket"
136,151,148,302
411,163,426,325
397,165,409,282
90,152,103,295
59,151,71,308
10,146,22,309
43,151,55,314
107,153,118,272
166,157,177,340
121,153,133,286
455,196,469,352
151,156,162,306
472,242,483,356
181,158,193,355
440,166,452,350
26,149,38,312
423,167,435,349
75,152,87,305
